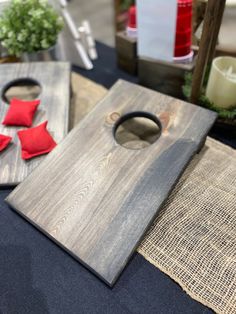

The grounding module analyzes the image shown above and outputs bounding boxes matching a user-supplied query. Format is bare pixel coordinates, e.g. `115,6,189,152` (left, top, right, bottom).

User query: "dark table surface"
1,42,235,314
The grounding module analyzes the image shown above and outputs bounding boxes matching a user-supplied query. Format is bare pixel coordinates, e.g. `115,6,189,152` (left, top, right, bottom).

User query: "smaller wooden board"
0,62,70,186
6,80,217,286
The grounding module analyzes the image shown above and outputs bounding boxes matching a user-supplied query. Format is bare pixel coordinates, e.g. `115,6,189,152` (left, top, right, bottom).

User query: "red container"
127,5,136,29
126,5,137,38
174,0,193,57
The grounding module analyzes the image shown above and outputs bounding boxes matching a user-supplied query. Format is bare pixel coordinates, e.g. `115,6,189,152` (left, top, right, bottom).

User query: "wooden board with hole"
6,80,217,286
0,62,70,186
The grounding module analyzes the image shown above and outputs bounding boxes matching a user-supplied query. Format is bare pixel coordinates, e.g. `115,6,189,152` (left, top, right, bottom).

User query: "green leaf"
0,0,63,55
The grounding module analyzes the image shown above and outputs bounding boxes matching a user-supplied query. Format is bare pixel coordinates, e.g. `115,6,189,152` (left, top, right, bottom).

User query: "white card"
137,0,177,62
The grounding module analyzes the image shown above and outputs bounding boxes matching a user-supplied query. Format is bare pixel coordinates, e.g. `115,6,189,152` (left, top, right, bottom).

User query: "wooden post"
190,0,226,104
207,0,226,65
192,0,207,34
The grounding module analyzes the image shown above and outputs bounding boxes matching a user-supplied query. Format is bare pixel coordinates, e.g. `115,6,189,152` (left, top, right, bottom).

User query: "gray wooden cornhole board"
0,62,70,186
6,80,217,286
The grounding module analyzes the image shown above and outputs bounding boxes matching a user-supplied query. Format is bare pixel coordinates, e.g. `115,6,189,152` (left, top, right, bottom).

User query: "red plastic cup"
174,0,193,57
127,5,136,28
126,5,137,38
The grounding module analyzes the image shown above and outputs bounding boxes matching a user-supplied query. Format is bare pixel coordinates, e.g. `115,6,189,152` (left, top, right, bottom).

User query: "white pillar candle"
206,56,236,109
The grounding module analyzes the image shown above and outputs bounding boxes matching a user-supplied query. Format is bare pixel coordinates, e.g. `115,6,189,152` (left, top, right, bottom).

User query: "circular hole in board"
2,78,41,104
113,111,162,150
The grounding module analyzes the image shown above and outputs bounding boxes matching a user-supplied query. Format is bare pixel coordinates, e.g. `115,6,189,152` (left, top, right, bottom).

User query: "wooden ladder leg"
190,0,226,104
207,0,227,65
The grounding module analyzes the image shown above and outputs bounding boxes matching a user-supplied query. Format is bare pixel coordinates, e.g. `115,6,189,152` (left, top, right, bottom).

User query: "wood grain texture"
0,62,70,186
116,31,137,75
6,80,217,286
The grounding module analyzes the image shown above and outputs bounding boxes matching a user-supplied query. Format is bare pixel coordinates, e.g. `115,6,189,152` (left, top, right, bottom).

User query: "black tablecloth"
1,42,235,314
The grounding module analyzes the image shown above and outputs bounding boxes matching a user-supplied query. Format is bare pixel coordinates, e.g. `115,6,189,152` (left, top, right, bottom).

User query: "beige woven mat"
138,137,236,314
70,72,107,129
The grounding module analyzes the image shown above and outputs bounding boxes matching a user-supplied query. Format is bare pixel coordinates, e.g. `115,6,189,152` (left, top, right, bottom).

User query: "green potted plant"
0,0,63,61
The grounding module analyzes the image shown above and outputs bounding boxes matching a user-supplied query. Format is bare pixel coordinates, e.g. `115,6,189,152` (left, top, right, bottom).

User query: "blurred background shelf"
1,0,235,51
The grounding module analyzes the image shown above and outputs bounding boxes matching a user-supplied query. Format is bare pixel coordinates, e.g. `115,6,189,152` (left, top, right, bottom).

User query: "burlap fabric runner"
138,137,236,314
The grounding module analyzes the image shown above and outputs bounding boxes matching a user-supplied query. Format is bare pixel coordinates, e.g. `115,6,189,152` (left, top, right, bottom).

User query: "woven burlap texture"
138,137,236,314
